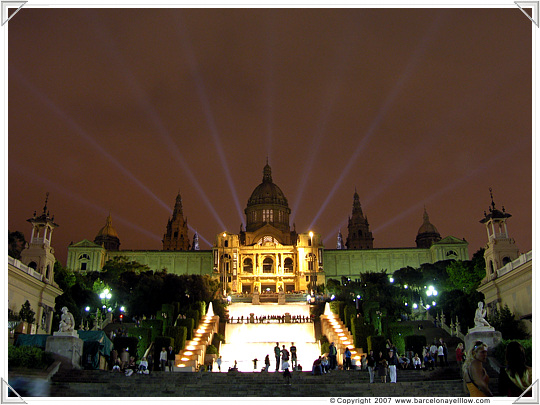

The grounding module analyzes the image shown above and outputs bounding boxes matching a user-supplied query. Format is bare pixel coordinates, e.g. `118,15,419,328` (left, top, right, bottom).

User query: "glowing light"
405,303,408,306
183,351,193,356
426,305,431,309
331,295,335,300
120,306,125,312
223,232,227,238
356,295,361,299
309,231,314,238
181,357,190,361
404,285,408,289
389,278,394,283
413,304,418,309
85,306,90,312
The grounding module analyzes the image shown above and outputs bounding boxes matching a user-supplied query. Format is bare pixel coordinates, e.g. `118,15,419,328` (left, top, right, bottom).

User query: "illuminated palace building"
67,163,469,293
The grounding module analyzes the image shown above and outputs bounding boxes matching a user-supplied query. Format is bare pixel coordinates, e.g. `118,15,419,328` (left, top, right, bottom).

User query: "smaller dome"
96,215,119,238
417,208,439,235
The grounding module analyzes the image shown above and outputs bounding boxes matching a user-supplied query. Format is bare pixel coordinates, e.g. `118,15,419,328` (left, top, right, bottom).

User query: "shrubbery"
8,346,53,370
494,339,532,366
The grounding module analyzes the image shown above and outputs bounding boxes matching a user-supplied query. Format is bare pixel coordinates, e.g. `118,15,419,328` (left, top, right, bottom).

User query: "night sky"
6,6,533,266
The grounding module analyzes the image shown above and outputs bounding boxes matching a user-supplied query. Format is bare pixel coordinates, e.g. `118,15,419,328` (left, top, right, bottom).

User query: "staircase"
50,368,467,397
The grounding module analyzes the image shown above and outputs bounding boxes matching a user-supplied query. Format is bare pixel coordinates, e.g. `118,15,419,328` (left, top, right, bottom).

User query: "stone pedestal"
284,313,291,323
46,332,84,369
465,327,502,352
252,291,260,305
278,291,286,305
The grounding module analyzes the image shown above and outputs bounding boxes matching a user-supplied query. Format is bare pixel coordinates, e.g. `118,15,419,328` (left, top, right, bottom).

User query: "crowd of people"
225,314,314,323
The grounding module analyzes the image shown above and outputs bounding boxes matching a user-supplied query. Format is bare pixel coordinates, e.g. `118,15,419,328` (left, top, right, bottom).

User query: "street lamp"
426,286,437,297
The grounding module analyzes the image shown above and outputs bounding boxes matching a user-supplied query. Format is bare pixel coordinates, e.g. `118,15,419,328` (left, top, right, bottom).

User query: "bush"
141,319,164,342
185,309,200,327
166,326,187,353
493,339,532,366
343,303,356,331
367,335,386,355
388,323,415,355
211,299,227,319
310,302,326,318
193,301,206,317
350,315,375,352
176,318,195,340
8,346,53,370
206,344,218,355
19,301,35,324
127,327,152,359
212,332,225,349
113,336,140,358
405,335,427,357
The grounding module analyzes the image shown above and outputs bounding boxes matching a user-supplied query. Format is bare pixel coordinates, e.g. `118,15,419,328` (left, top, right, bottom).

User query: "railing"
8,256,43,281
497,250,532,278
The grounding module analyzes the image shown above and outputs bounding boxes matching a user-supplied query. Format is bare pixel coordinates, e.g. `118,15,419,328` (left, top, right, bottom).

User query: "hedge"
166,325,187,353
367,335,386,356
176,318,195,340
8,346,53,370
319,335,330,355
212,333,225,352
141,319,164,343
127,327,152,359
185,309,200,327
350,315,375,352
343,303,356,331
405,335,427,357
388,323,415,355
193,301,206,317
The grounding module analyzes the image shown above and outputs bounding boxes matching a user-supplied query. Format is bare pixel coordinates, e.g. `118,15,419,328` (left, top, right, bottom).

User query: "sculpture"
474,302,491,328
59,306,75,332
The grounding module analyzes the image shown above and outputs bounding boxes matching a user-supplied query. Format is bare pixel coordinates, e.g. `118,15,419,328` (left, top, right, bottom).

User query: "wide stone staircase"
49,368,467,397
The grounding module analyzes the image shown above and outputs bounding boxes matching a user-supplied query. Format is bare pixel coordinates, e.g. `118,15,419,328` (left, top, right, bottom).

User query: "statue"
58,306,75,332
474,302,491,328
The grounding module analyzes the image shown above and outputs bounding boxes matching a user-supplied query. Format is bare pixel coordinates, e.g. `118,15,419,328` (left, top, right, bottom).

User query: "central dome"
245,163,291,234
247,163,289,207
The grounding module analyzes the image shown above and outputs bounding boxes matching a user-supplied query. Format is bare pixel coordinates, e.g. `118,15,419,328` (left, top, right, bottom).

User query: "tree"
8,230,26,259
54,261,76,291
446,260,484,294
488,305,529,340
19,300,35,324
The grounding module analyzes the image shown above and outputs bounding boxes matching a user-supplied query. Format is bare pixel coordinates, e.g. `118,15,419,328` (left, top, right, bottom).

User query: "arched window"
489,260,494,275
243,258,253,273
79,254,90,260
284,258,294,273
46,264,51,280
263,257,274,273
28,261,37,270
306,253,316,271
446,250,457,257
502,256,512,266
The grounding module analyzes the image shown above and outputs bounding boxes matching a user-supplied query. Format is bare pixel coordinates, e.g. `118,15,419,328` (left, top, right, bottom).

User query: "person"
120,348,130,370
281,345,290,371
378,359,388,383
328,342,337,370
412,353,422,370
159,347,167,371
398,353,410,369
456,343,465,375
361,354,367,371
290,342,298,370
264,355,270,372
147,353,154,374
437,342,445,367
367,350,376,383
463,341,493,396
253,358,258,370
388,350,398,383
283,367,292,385
344,347,352,370
424,352,435,370
429,341,438,363
112,358,122,372
274,342,281,371
138,357,149,374
499,341,532,397
321,356,329,373
167,346,175,372
312,356,322,375
217,356,222,372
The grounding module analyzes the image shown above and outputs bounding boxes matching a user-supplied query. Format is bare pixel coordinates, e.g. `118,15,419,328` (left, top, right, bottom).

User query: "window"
28,261,37,270
502,256,511,266
79,254,90,260
306,253,315,271
81,262,87,271
46,265,51,279
262,209,273,222
284,258,294,273
263,258,274,273
243,258,253,273
446,250,457,257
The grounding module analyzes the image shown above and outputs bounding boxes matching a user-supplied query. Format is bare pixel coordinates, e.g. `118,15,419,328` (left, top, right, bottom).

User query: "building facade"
477,190,532,331
66,163,470,292
8,195,63,334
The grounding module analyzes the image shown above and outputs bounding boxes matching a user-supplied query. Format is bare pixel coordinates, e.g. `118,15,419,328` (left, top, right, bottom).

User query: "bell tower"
20,192,59,285
479,188,519,281
346,190,373,249
163,192,190,251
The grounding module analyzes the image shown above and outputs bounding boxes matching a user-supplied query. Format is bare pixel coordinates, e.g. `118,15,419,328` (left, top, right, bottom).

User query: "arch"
79,254,90,260
243,258,253,273
489,260,494,275
502,256,512,266
263,257,274,273
446,250,457,257
46,264,51,280
284,257,294,273
28,261,37,270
